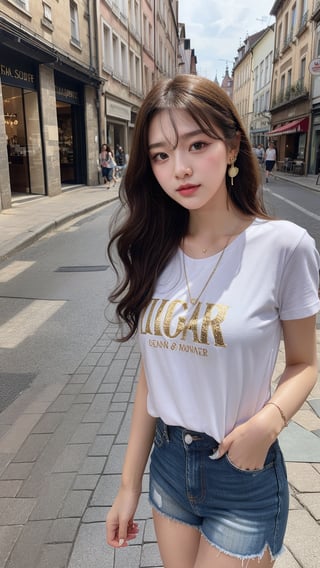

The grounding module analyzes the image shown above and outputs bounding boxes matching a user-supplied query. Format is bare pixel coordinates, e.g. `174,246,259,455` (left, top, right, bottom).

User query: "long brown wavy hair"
108,74,268,340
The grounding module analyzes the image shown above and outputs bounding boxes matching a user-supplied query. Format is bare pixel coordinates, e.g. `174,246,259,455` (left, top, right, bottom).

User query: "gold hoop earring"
228,160,239,186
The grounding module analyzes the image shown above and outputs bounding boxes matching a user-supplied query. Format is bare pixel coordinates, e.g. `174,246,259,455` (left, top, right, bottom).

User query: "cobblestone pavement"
0,183,319,567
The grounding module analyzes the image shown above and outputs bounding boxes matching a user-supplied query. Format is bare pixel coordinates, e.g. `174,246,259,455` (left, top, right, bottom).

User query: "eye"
190,141,208,151
151,152,169,162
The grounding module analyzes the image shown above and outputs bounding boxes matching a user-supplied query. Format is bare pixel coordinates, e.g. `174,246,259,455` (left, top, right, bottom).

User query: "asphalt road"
263,177,320,251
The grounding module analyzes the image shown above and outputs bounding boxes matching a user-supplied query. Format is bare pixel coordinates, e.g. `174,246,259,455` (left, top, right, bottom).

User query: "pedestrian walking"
99,144,117,188
265,142,277,183
105,74,320,568
115,144,126,178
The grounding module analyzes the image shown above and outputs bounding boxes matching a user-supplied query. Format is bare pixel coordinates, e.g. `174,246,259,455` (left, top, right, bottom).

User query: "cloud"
179,0,275,81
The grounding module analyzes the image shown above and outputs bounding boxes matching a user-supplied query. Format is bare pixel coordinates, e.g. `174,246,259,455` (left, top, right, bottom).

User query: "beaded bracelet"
265,402,288,428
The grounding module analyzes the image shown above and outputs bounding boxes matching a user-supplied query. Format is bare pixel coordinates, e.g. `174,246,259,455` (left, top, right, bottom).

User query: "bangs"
151,85,238,145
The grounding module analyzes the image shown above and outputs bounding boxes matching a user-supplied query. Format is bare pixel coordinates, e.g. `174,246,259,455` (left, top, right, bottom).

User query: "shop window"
4,85,45,195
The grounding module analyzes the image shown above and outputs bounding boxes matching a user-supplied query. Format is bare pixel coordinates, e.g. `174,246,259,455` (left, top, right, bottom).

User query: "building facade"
97,0,181,156
250,26,274,147
0,0,101,211
0,0,196,211
268,0,313,169
309,0,320,173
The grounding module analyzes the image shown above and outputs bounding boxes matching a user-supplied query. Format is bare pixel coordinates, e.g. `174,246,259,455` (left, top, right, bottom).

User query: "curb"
0,195,119,262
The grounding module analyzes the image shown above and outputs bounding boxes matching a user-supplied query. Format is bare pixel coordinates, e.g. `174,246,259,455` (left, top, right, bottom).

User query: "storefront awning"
267,117,309,136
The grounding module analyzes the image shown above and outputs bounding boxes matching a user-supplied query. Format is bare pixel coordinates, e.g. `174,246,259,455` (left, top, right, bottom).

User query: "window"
287,69,292,89
260,94,264,112
113,34,120,79
264,55,269,85
43,2,52,22
254,66,258,93
129,0,140,37
121,42,128,84
277,23,282,51
291,4,296,34
265,90,270,110
259,61,264,89
9,0,29,10
103,24,112,73
70,1,80,45
300,57,306,85
300,0,307,21
280,74,285,95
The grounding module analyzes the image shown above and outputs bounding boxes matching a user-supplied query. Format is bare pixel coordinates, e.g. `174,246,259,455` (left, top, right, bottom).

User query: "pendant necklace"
182,239,229,305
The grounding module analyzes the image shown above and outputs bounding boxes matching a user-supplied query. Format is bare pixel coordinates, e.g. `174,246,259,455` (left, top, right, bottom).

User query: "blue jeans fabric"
149,418,289,561
101,167,113,181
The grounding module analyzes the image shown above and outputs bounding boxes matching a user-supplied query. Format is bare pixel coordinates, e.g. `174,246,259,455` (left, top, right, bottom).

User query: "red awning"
267,117,309,136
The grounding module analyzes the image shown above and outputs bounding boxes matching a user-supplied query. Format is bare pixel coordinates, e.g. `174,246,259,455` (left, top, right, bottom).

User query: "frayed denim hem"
199,530,286,565
150,497,286,566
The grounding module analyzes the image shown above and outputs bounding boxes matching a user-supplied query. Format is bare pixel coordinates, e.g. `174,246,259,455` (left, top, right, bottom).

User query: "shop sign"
309,59,320,75
0,63,35,88
55,85,80,104
106,99,131,121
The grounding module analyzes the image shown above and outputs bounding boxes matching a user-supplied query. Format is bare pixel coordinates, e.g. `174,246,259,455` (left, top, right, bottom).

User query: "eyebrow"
148,129,204,150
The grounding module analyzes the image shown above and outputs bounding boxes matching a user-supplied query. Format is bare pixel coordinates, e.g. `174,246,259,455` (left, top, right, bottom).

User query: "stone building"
232,30,266,137
97,0,181,154
250,26,274,148
0,0,195,211
0,0,101,210
268,0,313,170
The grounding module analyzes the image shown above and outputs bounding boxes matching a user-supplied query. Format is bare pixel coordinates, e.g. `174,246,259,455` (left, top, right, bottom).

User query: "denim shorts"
149,418,289,562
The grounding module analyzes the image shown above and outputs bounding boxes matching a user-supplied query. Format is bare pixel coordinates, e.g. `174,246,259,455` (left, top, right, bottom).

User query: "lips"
177,184,200,196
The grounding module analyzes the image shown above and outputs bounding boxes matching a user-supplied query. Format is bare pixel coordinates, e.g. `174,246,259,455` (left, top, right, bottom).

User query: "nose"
174,159,193,179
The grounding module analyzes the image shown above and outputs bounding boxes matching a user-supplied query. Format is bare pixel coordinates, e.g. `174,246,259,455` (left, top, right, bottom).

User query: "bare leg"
153,509,200,568
194,536,275,568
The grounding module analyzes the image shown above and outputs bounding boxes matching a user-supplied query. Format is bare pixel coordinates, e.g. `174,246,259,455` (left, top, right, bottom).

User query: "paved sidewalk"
0,183,120,262
0,182,319,567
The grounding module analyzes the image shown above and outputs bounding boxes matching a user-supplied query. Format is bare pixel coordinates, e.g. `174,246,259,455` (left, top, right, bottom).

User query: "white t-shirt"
138,219,320,442
266,147,277,161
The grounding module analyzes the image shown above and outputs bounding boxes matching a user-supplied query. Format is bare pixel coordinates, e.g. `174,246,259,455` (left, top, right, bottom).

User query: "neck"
184,207,253,258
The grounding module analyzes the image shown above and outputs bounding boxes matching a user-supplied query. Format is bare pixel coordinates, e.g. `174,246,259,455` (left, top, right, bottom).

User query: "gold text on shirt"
140,298,228,347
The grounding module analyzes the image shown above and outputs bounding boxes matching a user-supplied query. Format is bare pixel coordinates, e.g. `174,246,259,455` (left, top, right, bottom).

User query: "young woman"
106,75,319,568
99,144,117,188
265,142,277,182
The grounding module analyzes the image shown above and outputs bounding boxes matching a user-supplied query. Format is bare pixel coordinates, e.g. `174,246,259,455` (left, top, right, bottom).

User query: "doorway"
57,102,75,184
3,85,45,194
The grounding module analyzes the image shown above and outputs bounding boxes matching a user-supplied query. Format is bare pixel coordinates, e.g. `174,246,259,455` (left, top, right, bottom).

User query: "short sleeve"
278,231,320,320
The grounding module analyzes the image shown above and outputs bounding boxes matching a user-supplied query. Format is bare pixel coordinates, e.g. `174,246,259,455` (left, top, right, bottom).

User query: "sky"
178,0,276,83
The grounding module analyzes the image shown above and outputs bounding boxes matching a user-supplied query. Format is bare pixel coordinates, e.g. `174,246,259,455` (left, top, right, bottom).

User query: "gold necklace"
182,240,228,305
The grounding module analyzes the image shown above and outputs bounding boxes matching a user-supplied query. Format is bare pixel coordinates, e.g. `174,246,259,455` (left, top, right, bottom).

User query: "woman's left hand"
215,414,275,471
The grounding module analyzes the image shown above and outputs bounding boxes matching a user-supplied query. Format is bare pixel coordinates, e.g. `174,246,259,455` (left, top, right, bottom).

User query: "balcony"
282,32,293,53
271,79,308,109
296,10,309,36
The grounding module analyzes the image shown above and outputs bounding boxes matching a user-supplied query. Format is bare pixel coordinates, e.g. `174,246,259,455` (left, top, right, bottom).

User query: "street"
0,202,118,413
263,176,320,251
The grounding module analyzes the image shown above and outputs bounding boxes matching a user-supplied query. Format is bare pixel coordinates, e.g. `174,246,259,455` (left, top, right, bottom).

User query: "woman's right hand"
106,486,141,548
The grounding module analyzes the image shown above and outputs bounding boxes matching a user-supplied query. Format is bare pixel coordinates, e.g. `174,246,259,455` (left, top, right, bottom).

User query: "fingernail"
209,449,220,460
118,538,124,546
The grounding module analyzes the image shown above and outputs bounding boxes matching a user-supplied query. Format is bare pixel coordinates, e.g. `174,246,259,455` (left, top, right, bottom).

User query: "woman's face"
148,109,236,211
